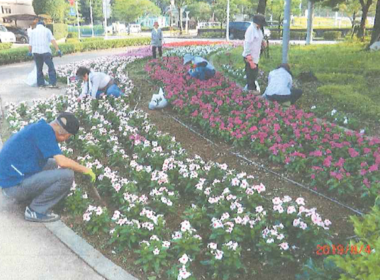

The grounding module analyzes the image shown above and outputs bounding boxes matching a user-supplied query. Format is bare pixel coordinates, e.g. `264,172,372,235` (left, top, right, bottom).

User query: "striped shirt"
242,23,264,64
29,25,55,54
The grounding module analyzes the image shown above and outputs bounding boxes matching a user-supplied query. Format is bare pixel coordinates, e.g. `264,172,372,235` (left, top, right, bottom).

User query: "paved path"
0,48,135,280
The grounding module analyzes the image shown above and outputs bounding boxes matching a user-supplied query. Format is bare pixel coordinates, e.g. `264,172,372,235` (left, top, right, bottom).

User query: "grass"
212,42,380,133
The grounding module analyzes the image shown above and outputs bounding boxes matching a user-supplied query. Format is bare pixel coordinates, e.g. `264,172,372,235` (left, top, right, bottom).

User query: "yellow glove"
84,169,96,183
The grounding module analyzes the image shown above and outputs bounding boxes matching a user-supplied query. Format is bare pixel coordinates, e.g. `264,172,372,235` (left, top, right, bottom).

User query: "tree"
79,0,104,24
32,0,67,23
336,0,362,28
214,0,239,29
257,0,268,14
152,0,171,14
267,0,301,31
187,2,213,24
112,0,160,23
357,0,373,37
370,0,380,45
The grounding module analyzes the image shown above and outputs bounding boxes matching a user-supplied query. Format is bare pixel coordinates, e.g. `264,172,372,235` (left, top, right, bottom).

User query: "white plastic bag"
25,66,48,87
149,88,168,110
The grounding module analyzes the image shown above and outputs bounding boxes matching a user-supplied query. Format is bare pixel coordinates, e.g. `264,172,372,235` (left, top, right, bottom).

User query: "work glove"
27,52,33,57
84,169,96,183
57,50,62,57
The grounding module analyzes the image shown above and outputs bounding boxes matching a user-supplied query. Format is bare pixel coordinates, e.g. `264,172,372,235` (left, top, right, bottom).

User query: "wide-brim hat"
253,14,267,27
183,54,194,65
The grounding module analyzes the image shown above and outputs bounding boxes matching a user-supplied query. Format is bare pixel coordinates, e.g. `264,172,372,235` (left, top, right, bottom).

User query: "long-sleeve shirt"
79,72,111,99
29,25,55,54
242,23,264,64
151,28,163,47
263,67,293,97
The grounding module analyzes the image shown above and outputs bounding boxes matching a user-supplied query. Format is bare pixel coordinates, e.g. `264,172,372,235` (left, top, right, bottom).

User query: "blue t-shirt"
0,119,62,188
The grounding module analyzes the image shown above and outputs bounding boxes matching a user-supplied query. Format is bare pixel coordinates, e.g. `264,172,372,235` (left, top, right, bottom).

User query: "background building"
0,0,34,28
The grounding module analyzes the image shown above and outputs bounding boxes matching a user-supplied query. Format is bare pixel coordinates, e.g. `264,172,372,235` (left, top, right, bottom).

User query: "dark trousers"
152,46,162,58
244,58,259,90
34,52,57,86
266,88,303,105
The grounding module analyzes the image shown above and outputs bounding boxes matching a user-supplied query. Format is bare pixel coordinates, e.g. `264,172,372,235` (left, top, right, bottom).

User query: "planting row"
146,55,380,204
5,55,331,279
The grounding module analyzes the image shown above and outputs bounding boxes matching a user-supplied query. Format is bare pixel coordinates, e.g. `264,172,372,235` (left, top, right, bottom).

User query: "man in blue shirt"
0,112,95,222
183,54,216,81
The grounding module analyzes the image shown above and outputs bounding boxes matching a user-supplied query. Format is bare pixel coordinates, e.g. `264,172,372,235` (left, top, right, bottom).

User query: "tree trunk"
306,0,314,45
179,6,183,34
358,0,373,38
370,0,380,45
352,12,356,28
257,0,267,15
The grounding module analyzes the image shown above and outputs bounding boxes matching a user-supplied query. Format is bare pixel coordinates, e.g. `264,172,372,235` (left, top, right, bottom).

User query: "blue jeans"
189,67,216,81
95,84,123,98
34,53,57,86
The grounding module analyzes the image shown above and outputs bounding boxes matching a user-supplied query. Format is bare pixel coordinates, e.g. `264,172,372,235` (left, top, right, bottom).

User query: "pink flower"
348,148,359,158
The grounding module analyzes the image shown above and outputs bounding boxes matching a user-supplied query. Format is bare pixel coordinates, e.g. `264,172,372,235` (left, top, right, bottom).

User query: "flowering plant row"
165,45,232,58
163,41,230,48
5,56,331,279
146,57,380,203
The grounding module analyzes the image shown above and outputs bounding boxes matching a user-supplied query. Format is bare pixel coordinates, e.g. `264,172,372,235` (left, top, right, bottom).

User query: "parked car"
6,26,29,44
0,24,16,43
228,21,271,40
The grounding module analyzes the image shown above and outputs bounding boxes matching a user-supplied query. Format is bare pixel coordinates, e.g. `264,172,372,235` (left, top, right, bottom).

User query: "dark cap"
37,20,45,26
56,112,80,135
253,14,267,27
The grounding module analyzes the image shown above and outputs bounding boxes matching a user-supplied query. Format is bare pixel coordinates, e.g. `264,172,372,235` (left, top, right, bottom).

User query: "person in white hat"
242,14,267,94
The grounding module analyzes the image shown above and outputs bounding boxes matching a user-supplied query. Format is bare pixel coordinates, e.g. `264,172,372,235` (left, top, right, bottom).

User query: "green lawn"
213,43,380,133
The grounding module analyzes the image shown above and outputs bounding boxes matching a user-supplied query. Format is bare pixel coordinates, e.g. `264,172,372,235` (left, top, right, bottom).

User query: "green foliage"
79,0,103,22
296,258,343,280
187,2,212,22
290,31,307,40
328,206,380,279
0,37,150,65
112,0,160,23
317,84,380,119
214,0,239,25
32,0,67,23
67,32,79,39
46,23,68,40
323,31,342,40
198,31,224,38
270,30,281,39
0,43,12,51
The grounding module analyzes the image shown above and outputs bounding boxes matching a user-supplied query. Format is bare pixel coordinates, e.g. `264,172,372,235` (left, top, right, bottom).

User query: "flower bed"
163,41,230,48
146,57,380,204
5,56,331,279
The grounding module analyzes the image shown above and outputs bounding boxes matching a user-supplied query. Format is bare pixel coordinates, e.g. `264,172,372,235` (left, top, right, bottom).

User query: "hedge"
0,43,12,51
323,31,341,40
47,23,68,40
0,37,150,65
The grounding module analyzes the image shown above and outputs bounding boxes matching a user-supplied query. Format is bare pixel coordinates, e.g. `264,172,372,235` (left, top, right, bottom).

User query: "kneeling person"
263,64,303,105
183,54,216,81
0,112,96,222
76,67,123,100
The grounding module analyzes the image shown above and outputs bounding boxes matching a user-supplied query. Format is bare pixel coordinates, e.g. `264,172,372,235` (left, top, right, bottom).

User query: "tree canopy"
187,2,213,22
112,0,161,23
32,0,67,23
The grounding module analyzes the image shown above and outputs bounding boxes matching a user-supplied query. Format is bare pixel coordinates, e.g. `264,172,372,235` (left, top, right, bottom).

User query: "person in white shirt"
76,67,123,100
262,64,303,105
242,14,267,93
28,21,62,88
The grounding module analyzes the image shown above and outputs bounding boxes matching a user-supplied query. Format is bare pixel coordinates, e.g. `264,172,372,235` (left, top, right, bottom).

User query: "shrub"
0,43,12,51
65,38,80,44
67,32,78,39
290,31,307,40
328,206,380,279
0,37,150,65
323,31,341,40
270,30,281,39
198,31,224,38
47,23,68,40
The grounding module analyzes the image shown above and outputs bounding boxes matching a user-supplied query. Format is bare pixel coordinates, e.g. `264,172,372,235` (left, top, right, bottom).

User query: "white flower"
256,206,264,213
162,241,171,248
177,265,191,280
266,238,274,244
179,254,189,265
279,242,289,250
83,212,91,221
296,197,305,205
331,109,337,116
272,197,282,205
95,207,103,216
153,248,160,255
311,105,316,110
208,243,217,250
287,206,296,214
215,250,224,260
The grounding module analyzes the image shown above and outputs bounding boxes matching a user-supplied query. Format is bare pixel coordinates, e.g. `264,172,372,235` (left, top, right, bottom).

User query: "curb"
45,221,138,280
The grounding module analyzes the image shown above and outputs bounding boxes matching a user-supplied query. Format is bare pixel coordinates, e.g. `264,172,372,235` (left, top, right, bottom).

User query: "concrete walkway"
0,48,139,280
